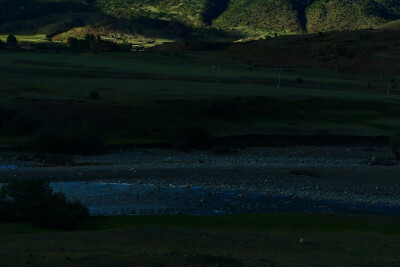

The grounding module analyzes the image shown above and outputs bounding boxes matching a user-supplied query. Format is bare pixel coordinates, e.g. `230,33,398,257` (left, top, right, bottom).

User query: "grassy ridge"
0,0,399,42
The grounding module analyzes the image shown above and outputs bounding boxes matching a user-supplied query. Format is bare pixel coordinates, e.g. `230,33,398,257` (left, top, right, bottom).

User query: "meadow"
0,48,399,151
1,214,400,265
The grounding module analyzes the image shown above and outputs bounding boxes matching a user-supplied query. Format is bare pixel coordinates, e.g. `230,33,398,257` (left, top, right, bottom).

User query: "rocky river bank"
0,146,399,215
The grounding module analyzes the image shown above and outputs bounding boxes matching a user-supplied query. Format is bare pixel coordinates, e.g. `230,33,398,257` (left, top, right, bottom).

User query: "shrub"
67,37,79,49
0,107,17,129
0,179,89,229
174,127,214,150
389,133,400,160
294,78,304,84
84,33,95,42
202,99,239,119
120,39,132,52
67,37,89,51
6,34,17,44
89,90,100,100
30,128,105,155
2,113,42,134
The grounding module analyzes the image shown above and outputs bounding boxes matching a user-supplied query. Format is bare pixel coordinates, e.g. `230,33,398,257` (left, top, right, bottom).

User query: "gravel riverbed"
0,146,399,214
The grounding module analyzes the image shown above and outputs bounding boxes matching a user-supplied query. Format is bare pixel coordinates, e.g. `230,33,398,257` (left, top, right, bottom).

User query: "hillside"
306,0,400,33
0,0,399,44
224,29,400,75
212,0,305,37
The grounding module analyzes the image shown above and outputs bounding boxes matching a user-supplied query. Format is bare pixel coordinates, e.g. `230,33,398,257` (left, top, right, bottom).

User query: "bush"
6,34,17,44
0,179,89,229
294,78,304,84
2,113,42,134
202,99,239,119
120,39,132,52
89,90,100,100
67,37,90,51
389,133,400,160
174,127,214,150
30,128,105,155
84,33,95,42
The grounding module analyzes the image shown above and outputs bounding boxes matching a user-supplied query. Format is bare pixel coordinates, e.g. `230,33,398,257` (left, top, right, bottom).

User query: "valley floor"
1,146,399,209
1,216,400,266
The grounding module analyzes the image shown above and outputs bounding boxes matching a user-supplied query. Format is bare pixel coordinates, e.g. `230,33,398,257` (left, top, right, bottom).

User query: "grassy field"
0,49,399,149
0,34,49,43
1,214,400,265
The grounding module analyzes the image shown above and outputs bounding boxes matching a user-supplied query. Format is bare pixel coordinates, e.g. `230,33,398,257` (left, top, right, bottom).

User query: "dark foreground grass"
79,214,400,235
1,214,400,266
2,214,400,235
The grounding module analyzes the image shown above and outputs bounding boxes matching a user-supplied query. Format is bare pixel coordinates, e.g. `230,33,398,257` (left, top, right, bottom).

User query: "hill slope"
212,0,305,36
306,0,400,33
0,0,399,43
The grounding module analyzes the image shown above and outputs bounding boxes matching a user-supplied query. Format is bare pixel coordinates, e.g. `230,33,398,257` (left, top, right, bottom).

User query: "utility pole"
312,38,315,55
387,81,390,97
277,67,282,90
217,64,221,85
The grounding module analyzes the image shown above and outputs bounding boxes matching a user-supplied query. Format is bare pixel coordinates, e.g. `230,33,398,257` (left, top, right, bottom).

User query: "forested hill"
1,0,400,41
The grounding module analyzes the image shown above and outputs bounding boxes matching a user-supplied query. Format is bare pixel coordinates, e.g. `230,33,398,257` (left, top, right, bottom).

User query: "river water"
47,181,400,216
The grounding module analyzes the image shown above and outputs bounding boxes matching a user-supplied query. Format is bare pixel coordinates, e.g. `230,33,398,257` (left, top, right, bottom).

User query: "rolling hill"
0,0,399,44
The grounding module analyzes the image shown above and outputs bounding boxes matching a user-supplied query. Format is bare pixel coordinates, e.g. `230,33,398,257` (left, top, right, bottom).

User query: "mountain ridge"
1,0,399,44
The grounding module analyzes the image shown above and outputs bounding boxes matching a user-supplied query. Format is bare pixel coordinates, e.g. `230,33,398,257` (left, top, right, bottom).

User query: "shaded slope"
224,29,400,75
0,0,91,24
306,0,400,33
213,0,304,34
1,0,400,42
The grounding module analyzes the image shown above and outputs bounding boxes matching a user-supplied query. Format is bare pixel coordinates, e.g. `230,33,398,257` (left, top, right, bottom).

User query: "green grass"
2,214,400,265
0,50,399,149
0,34,49,43
1,214,400,235
76,214,400,235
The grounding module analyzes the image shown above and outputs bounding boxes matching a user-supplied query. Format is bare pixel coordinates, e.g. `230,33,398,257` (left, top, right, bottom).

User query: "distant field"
1,214,400,265
0,34,49,43
0,49,399,149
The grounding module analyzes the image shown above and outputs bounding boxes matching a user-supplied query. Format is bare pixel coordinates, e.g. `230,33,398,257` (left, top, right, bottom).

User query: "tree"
389,133,400,160
6,34,17,44
120,39,132,52
84,33,95,42
0,179,89,229
67,37,79,49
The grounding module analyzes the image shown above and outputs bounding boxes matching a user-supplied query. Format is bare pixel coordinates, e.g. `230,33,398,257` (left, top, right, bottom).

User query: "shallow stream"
47,182,400,216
